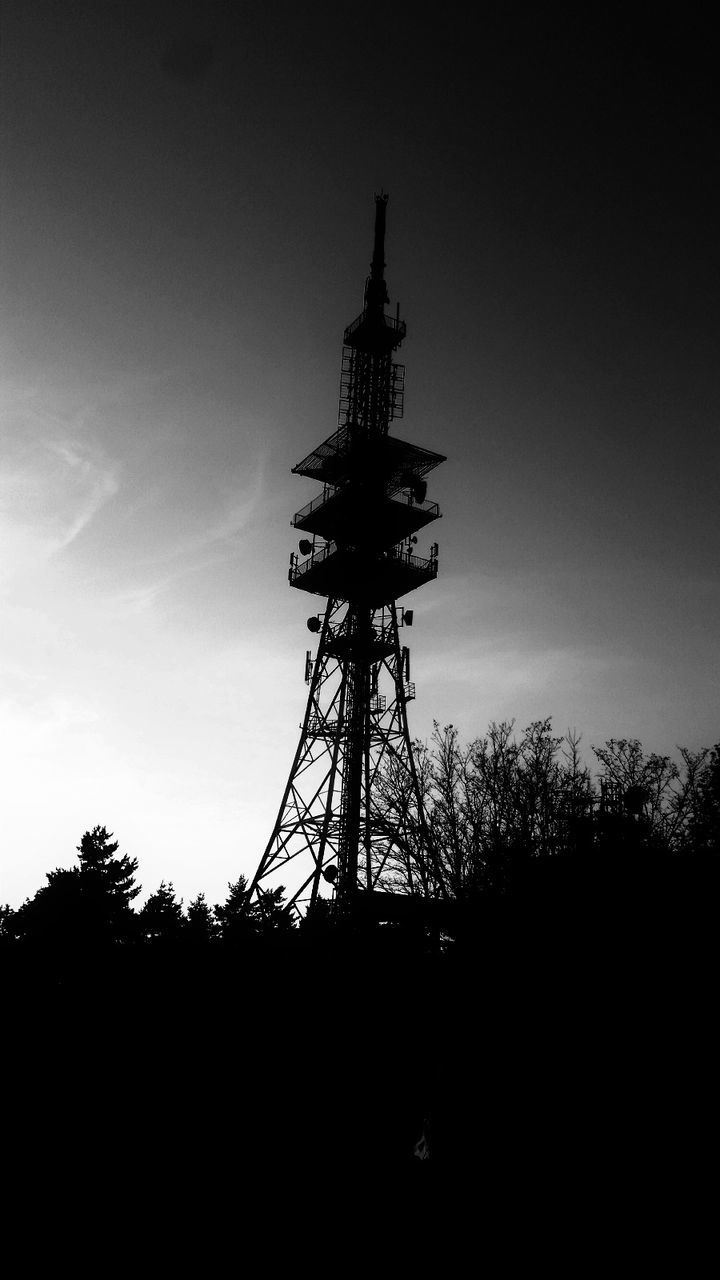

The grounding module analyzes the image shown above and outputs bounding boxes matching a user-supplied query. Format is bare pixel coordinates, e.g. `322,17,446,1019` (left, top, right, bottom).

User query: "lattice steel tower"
250,194,445,918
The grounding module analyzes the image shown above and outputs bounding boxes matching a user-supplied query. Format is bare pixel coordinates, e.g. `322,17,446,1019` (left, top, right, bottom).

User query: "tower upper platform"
292,425,445,492
343,309,406,354
293,485,440,548
287,194,444,607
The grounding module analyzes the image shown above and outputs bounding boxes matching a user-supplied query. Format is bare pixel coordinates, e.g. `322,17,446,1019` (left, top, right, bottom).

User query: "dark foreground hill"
4,852,717,1251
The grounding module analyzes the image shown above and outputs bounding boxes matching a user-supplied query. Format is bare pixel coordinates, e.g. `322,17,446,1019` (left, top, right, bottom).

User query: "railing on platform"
291,540,437,586
343,310,406,346
292,487,440,529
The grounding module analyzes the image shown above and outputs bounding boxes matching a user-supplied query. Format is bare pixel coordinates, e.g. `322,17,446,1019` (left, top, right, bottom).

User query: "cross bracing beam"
249,600,436,916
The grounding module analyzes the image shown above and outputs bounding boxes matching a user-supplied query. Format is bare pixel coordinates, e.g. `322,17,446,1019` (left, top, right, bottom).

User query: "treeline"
377,719,720,900
3,723,718,1184
0,826,295,951
3,828,434,1179
2,721,718,951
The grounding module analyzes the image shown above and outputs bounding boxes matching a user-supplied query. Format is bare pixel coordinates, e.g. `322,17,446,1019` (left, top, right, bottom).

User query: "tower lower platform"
289,542,438,605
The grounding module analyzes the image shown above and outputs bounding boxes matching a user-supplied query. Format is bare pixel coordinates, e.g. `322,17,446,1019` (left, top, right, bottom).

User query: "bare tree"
377,718,598,900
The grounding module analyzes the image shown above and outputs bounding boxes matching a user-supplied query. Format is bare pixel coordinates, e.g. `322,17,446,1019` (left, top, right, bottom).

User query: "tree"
185,893,217,945
377,724,717,908
214,875,254,944
549,729,597,858
0,903,16,945
369,736,440,898
253,885,296,936
681,745,720,854
592,738,688,854
428,721,478,897
377,719,597,901
140,881,184,944
513,719,566,857
13,826,140,948
214,876,295,943
13,868,83,948
77,826,140,911
75,825,140,944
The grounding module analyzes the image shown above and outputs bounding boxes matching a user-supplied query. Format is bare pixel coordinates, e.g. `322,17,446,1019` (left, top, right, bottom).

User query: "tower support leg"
250,599,436,917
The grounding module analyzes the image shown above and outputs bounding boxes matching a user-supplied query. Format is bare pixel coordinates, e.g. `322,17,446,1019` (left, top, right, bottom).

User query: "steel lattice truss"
251,598,432,916
249,195,445,921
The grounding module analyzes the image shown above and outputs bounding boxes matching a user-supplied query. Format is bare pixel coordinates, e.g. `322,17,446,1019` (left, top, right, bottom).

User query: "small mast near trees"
250,194,445,920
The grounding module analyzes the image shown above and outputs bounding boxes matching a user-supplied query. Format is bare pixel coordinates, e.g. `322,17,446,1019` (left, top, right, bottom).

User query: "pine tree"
77,826,140,910
13,825,141,948
214,876,255,944
140,881,184,944
185,893,217,944
214,876,295,942
254,885,296,935
74,825,140,944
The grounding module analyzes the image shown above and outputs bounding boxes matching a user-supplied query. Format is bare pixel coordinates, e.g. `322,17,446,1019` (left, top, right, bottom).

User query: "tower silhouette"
250,195,445,919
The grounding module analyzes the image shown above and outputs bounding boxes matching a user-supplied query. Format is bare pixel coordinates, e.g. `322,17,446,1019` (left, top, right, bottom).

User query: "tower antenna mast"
250,195,446,921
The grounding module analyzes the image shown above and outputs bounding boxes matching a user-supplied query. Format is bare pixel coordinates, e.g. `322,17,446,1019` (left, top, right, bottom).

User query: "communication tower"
250,194,445,919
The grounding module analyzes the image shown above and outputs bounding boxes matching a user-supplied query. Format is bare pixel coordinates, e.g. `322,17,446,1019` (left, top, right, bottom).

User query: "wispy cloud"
95,455,266,620
103,579,174,617
0,394,120,583
132,457,266,569
43,441,120,553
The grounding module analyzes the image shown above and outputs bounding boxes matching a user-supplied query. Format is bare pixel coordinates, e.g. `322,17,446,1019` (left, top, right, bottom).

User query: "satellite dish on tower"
307,616,322,633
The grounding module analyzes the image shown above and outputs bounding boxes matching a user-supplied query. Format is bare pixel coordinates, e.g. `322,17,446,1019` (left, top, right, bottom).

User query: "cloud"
103,579,173,617
132,457,266,569
45,450,120,554
0,399,120,584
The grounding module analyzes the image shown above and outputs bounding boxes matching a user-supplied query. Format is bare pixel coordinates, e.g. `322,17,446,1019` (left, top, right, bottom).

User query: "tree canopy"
3,724,717,954
12,825,140,949
373,720,720,902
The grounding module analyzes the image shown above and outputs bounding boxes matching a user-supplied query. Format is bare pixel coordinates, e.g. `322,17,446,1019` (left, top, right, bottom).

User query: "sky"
1,2,718,909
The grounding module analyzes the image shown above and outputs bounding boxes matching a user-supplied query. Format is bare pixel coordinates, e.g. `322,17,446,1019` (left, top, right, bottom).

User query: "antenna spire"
365,191,390,311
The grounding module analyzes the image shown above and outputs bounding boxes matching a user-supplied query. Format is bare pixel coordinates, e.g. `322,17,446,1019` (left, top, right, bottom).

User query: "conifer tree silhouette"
14,825,139,948
185,893,217,944
140,881,184,943
76,826,140,909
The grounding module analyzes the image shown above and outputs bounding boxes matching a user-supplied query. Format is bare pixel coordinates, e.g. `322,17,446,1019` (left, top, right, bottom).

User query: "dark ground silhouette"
3,777,717,1264
6,849,717,1211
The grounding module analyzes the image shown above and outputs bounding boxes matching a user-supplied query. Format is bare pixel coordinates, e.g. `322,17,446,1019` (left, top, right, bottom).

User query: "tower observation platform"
249,194,446,919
